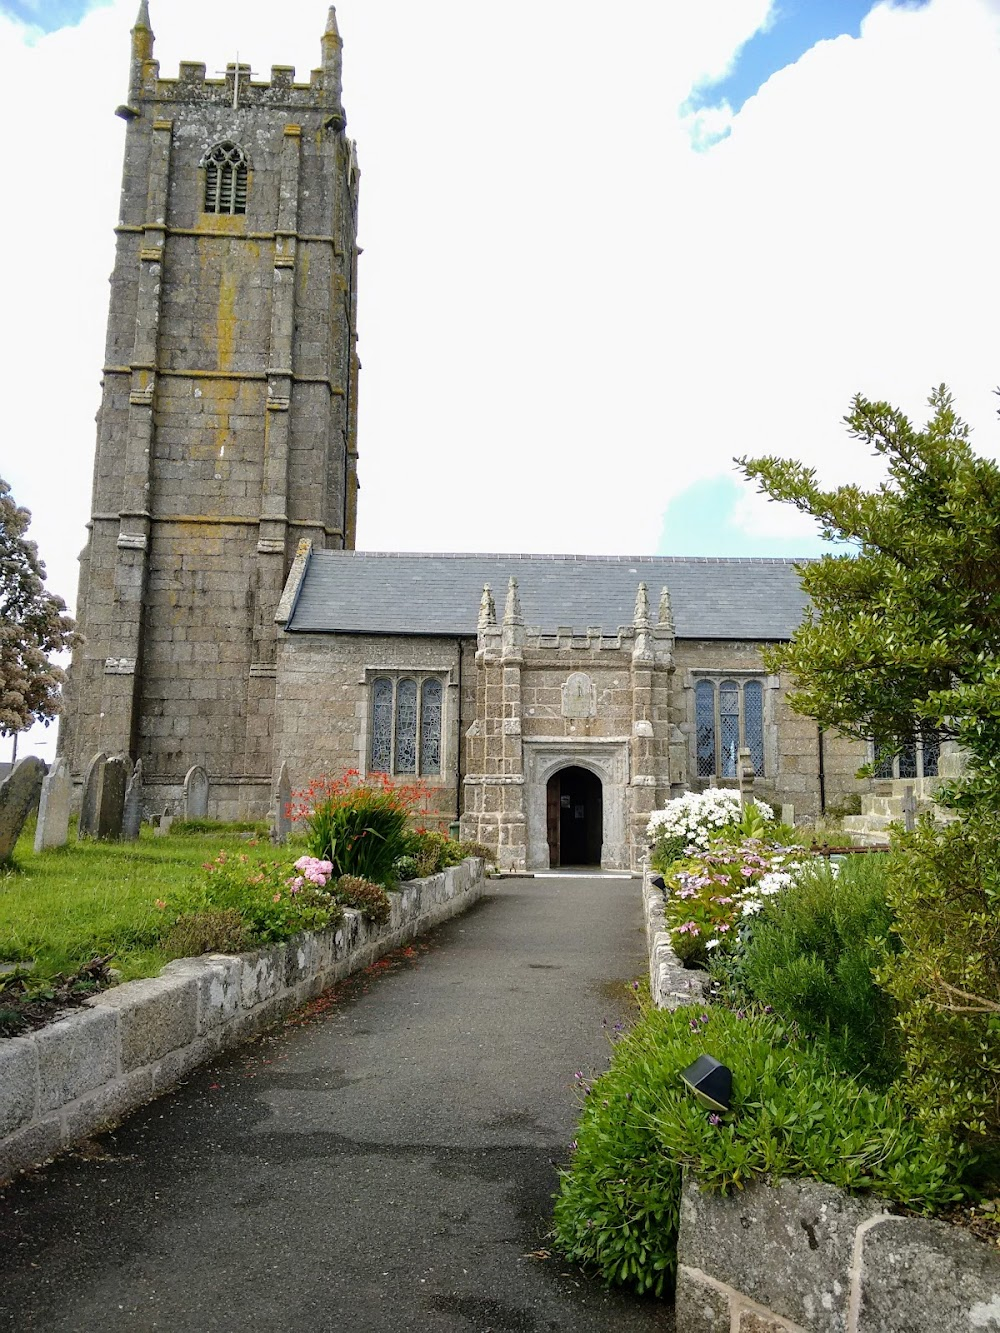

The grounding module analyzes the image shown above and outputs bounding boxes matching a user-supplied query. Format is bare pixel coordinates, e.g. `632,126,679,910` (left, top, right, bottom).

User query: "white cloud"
0,0,997,640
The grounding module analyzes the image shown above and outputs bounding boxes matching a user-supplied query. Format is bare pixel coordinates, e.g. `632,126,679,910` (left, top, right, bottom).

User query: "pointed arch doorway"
546,766,603,868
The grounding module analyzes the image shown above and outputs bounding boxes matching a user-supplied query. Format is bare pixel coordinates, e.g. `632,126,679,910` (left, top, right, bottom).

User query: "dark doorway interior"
545,766,603,868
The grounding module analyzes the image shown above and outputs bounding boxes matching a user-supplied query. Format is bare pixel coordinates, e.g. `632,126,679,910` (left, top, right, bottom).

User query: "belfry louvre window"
370,677,443,777
695,678,765,779
203,142,249,215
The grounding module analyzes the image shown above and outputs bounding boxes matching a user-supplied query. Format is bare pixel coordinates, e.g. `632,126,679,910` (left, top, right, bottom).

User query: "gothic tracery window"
369,675,444,777
203,141,249,215
694,676,766,779
872,726,939,780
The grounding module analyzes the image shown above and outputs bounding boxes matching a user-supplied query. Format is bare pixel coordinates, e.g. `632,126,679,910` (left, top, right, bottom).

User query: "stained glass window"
871,726,940,780
695,680,715,778
693,677,767,780
371,678,393,773
395,679,418,774
743,679,764,775
921,726,940,777
421,679,443,775
719,681,740,779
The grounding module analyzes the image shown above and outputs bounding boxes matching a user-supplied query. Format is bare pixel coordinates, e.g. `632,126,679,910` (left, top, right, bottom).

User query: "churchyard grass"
0,820,290,983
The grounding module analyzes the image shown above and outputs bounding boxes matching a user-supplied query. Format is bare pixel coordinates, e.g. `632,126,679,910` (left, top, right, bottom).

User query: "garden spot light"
650,875,666,892
679,1055,732,1113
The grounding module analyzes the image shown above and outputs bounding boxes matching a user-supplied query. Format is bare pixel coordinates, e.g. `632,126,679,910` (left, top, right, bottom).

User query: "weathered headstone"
34,758,72,852
901,784,917,833
122,759,144,841
96,756,128,841
272,761,292,844
184,765,209,820
78,751,108,840
0,756,46,861
154,813,174,837
780,803,795,828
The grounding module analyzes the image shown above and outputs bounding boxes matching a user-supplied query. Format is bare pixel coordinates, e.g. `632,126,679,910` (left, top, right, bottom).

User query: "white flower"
741,899,763,917
705,938,722,949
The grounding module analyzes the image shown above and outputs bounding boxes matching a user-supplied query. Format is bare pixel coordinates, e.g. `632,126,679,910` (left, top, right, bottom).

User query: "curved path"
0,875,671,1332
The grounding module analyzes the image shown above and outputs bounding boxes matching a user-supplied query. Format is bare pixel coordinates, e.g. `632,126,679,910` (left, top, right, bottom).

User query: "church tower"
61,4,360,817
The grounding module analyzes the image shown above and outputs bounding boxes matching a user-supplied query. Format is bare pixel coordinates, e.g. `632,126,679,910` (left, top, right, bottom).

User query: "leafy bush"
397,829,496,879
161,850,343,948
734,855,901,1084
662,839,804,967
288,771,427,886
336,875,392,925
163,908,250,959
648,789,779,872
878,812,1000,1155
553,1004,971,1298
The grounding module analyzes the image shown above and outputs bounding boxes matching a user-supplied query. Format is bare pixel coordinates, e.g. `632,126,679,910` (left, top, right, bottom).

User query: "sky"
1,0,999,760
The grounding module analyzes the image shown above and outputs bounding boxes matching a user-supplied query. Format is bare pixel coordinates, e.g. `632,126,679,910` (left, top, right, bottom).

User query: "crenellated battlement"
123,3,345,118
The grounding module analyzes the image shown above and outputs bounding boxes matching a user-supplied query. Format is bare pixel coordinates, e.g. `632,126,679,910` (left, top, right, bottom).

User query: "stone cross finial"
658,585,674,629
134,0,151,30
478,583,497,630
325,5,341,37
633,582,651,628
503,577,523,626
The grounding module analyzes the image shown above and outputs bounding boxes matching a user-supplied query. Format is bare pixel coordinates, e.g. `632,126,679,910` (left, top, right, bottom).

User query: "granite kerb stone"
0,859,486,1186
641,877,1000,1333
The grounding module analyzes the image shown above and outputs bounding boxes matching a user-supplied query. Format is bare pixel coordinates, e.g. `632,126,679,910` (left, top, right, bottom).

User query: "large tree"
738,385,1000,804
0,477,77,739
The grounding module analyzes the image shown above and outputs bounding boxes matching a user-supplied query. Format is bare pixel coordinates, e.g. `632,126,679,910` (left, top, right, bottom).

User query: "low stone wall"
0,859,486,1186
642,869,707,1009
675,1177,1000,1333
640,871,1000,1332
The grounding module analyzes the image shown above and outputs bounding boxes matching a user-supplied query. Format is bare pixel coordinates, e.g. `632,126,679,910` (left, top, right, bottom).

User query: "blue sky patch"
691,1,930,117
656,475,835,560
0,0,110,33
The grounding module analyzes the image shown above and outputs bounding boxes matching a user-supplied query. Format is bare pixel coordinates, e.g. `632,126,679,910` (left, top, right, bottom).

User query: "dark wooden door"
546,776,560,868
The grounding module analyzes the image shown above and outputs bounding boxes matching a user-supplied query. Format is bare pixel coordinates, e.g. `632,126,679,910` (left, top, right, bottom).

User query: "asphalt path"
0,875,672,1333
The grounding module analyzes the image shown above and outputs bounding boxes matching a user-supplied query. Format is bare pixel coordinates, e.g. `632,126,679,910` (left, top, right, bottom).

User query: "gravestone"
154,813,174,837
780,803,795,828
184,765,209,820
122,759,144,841
96,756,128,841
78,751,108,840
272,762,292,844
0,756,46,861
34,758,72,852
901,784,917,833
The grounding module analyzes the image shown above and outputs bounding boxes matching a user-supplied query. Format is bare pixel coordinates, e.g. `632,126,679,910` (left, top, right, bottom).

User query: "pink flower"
273,893,282,903
677,921,700,936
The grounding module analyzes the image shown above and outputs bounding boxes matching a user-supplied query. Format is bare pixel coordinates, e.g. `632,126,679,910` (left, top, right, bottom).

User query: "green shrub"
289,771,426,886
735,855,901,1084
878,812,1000,1155
336,874,391,925
163,908,250,959
553,1004,970,1297
163,850,343,947
398,830,496,879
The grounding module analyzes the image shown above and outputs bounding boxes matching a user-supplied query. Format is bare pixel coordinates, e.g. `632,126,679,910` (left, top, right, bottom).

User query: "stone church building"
61,6,933,868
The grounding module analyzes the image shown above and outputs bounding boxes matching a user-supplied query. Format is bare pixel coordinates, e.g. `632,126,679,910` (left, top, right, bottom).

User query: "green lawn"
0,822,286,982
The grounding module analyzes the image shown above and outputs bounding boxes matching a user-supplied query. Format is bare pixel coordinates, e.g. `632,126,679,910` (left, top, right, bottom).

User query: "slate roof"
284,551,811,641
